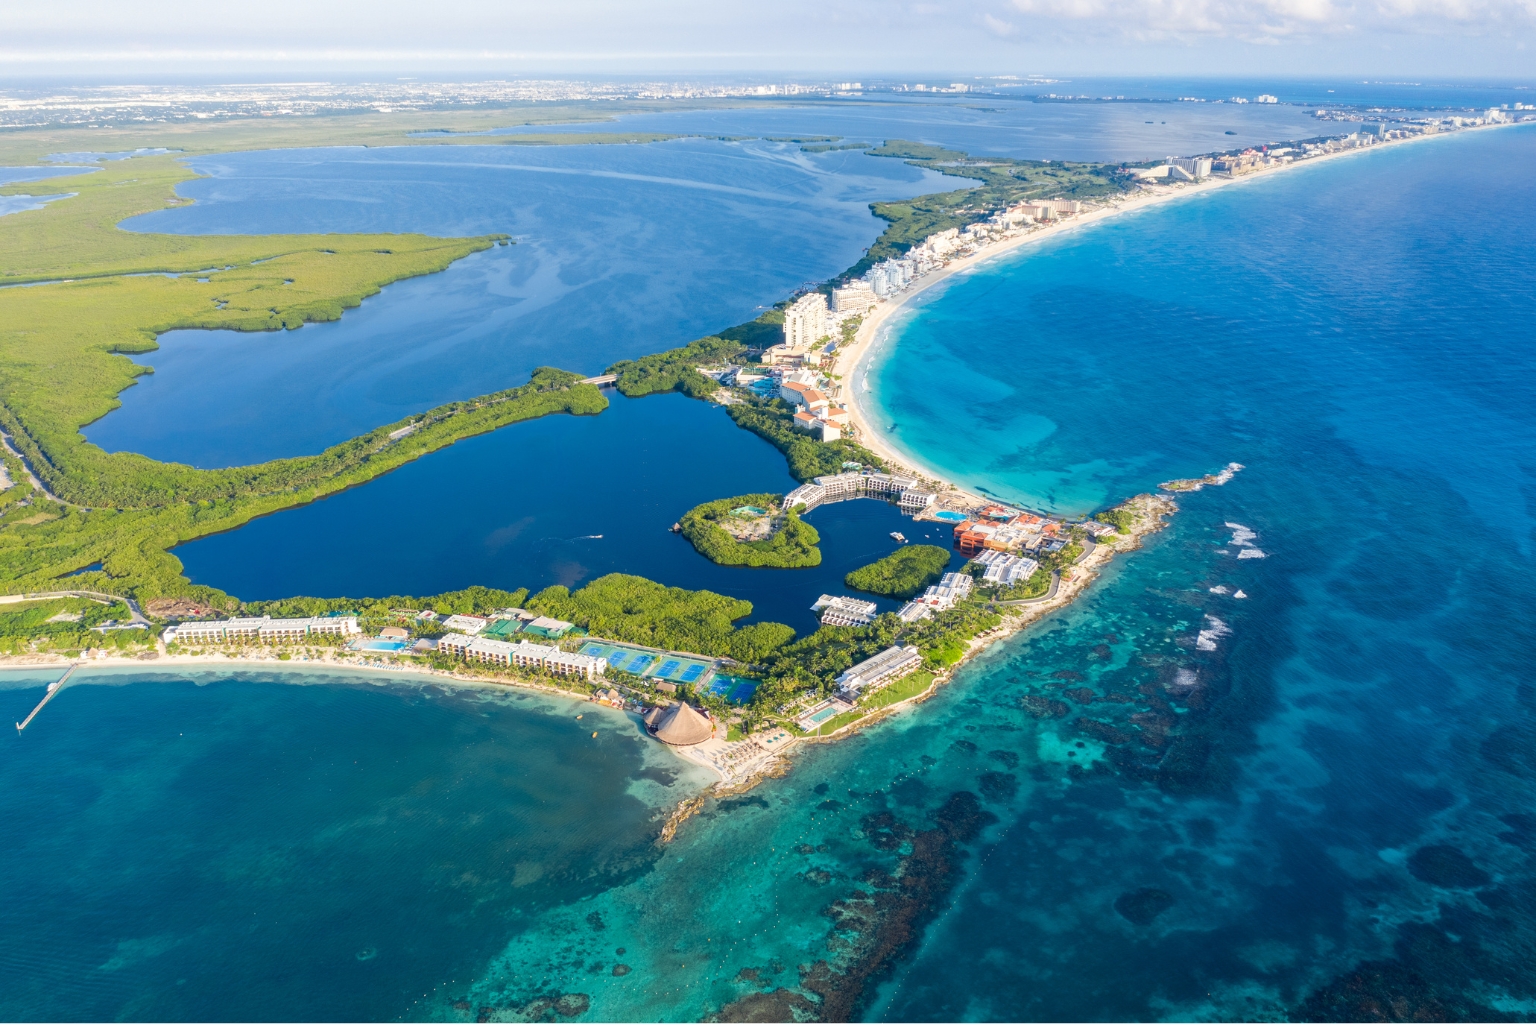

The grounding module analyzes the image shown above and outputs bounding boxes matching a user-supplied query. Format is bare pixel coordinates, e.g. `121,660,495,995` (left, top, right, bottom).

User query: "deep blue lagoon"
86,138,954,466
171,391,952,632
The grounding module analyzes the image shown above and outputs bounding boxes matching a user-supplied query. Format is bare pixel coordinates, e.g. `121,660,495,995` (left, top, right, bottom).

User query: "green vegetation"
0,153,611,603
1096,508,1135,533
861,669,936,712
993,567,1054,601
527,573,795,663
808,710,863,736
845,544,950,598
245,585,530,632
751,599,1000,713
608,335,744,399
0,596,144,655
679,494,821,568
724,403,882,482
604,309,786,401
0,104,694,167
0,368,604,602
850,140,1132,277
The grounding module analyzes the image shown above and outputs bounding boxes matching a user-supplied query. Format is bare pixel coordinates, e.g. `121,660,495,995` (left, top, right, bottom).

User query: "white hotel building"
168,615,361,645
437,634,606,681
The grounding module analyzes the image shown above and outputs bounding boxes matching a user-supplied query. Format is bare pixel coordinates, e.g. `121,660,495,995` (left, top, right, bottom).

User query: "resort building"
813,594,879,627
442,614,489,635
780,380,813,405
792,410,843,441
896,600,933,622
523,616,575,639
915,571,975,611
832,282,878,314
783,471,933,513
1169,156,1214,180
784,292,829,350
437,634,605,680
898,488,936,514
836,645,923,700
974,549,1040,585
167,615,361,645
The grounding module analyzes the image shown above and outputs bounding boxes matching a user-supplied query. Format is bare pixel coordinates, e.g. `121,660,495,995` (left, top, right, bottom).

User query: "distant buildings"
168,615,361,645
1256,94,1279,104
836,645,923,700
813,594,880,627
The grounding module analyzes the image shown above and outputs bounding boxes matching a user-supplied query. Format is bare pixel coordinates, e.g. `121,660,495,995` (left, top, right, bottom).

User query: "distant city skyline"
4,0,1533,79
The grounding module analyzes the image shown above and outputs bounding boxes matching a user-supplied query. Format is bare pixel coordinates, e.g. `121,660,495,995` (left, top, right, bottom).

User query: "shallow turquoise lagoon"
0,668,710,1022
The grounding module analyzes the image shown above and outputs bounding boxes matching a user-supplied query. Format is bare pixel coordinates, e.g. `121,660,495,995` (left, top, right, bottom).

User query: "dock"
15,663,79,733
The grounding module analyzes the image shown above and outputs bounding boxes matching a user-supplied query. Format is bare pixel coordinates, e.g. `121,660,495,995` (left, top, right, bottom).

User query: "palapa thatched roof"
643,705,666,728
653,702,713,746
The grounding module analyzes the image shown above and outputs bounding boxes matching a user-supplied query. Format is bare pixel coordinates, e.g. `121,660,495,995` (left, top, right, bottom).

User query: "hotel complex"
835,645,924,700
167,615,361,645
436,633,607,680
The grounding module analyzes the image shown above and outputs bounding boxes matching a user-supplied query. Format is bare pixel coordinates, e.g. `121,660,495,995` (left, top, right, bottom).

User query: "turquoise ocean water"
401,126,1536,1022
4,119,1535,1021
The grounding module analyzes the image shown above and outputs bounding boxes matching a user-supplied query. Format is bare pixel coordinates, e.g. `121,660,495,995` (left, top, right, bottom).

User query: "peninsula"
1,106,1521,796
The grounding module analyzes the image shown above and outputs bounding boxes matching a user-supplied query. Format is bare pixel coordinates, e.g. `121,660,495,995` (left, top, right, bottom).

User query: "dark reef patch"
1113,887,1174,925
1022,695,1070,719
1295,958,1505,1022
1407,845,1491,889
713,792,994,1023
978,771,1019,802
1480,724,1536,778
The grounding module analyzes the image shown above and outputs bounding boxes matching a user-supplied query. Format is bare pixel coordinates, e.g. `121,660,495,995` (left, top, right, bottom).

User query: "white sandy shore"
832,121,1516,497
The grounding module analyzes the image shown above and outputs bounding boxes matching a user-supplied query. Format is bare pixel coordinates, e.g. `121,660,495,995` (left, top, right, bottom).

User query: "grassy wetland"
0,154,606,603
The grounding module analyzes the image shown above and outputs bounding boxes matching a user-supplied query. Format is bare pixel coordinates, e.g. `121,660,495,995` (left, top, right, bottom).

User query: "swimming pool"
352,639,409,652
933,510,969,522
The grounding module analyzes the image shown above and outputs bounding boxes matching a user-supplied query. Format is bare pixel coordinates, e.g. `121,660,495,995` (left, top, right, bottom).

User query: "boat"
890,532,907,543
670,522,682,532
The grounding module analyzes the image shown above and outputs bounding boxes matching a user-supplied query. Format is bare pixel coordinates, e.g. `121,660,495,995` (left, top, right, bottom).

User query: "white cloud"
1005,0,1536,39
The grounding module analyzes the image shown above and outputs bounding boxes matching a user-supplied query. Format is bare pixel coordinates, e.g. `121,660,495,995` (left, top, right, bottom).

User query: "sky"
2,0,1533,79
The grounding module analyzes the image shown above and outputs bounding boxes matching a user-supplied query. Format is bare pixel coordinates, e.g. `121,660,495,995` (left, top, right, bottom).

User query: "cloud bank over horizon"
3,0,1532,78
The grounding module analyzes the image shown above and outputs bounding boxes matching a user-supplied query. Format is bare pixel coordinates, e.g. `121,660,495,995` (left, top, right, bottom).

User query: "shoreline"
832,121,1517,494
7,122,1514,829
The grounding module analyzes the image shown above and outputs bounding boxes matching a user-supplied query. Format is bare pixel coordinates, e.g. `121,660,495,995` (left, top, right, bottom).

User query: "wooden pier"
15,663,79,733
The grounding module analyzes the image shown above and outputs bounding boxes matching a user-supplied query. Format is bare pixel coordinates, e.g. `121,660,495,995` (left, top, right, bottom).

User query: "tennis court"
649,656,713,685
578,641,658,675
711,674,760,704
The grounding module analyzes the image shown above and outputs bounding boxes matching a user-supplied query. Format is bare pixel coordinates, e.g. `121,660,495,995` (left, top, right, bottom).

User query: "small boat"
890,532,907,543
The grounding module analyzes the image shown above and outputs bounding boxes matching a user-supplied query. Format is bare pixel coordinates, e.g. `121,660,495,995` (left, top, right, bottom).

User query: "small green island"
844,545,952,598
678,494,821,568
